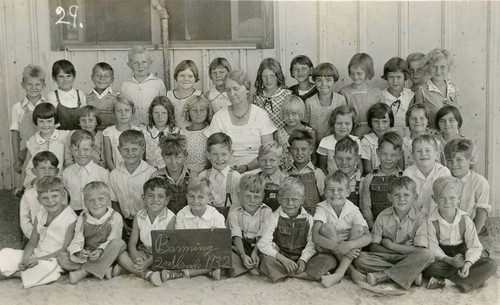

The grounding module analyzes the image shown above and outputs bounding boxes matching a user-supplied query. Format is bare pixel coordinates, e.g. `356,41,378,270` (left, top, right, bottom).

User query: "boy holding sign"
116,177,176,286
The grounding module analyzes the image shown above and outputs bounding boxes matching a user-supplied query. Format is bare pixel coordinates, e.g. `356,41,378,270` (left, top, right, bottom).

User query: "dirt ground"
0,191,498,305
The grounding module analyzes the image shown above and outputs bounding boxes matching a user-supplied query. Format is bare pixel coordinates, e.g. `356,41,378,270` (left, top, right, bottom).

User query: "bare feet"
321,273,343,287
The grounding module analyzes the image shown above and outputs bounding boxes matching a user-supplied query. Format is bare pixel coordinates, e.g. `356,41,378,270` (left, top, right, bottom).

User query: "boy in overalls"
287,129,325,214
257,141,288,211
258,177,336,283
360,132,404,228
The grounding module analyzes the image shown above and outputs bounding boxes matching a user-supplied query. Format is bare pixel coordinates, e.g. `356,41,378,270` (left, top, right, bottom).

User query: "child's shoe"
413,273,423,286
367,271,390,286
112,264,125,277
426,277,446,289
161,270,185,281
208,269,221,280
69,269,88,284
144,271,162,286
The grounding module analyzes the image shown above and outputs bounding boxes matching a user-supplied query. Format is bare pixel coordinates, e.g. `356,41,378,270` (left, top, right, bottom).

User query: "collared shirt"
175,205,226,229
458,171,491,219
403,163,450,215
89,87,113,100
360,167,403,224
137,207,175,248
19,187,42,238
372,206,427,248
46,88,86,108
152,165,190,185
427,208,482,263
349,170,363,196
418,80,457,129
10,96,47,131
257,206,316,262
227,204,272,239
313,200,368,241
109,160,157,219
253,87,292,130
121,74,167,126
63,161,110,211
257,169,288,186
360,132,380,169
206,87,231,113
34,206,77,258
382,88,414,137
167,89,203,130
141,124,182,169
288,161,325,195
200,166,241,208
67,208,123,262
317,134,361,174
26,129,70,172
86,88,118,129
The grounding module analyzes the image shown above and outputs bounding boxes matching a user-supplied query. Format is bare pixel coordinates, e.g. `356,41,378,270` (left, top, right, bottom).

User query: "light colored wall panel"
408,1,442,53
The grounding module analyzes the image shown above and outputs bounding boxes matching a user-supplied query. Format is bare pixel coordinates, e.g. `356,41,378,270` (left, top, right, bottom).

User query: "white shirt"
317,134,361,174
109,160,157,219
403,163,451,215
257,206,316,262
10,97,47,131
206,88,231,113
199,166,241,208
175,205,226,229
46,88,86,108
381,88,414,137
313,200,368,241
360,132,379,169
458,171,491,218
62,161,110,211
137,208,176,248
19,187,42,238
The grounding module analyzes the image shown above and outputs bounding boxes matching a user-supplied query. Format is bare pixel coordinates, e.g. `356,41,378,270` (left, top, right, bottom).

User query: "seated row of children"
2,163,495,293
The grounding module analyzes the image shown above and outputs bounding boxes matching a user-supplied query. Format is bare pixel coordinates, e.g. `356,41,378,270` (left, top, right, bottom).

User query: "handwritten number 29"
56,5,81,28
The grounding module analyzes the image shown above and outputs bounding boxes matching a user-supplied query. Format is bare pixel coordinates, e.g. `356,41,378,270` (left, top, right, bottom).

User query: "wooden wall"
1,1,499,215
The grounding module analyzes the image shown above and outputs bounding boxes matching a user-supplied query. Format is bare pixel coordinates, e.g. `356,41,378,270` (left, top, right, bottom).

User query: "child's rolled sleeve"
313,205,328,224
371,217,384,244
257,213,279,258
67,216,86,263
227,209,243,238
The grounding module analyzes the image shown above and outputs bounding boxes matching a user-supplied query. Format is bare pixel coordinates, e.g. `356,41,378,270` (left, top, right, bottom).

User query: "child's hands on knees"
295,259,306,274
76,249,89,260
250,250,260,267
277,253,298,274
335,241,353,256
241,254,254,269
88,249,103,262
458,261,472,278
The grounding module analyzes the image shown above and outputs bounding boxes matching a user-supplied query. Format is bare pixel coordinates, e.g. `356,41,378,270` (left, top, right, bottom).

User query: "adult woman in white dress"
205,70,276,173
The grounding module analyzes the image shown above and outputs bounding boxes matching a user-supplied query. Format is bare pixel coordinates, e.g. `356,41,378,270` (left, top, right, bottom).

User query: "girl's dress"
253,87,292,130
141,125,182,169
303,93,346,145
381,88,414,137
206,88,231,113
103,125,141,167
183,126,209,174
339,84,384,137
289,84,317,102
277,126,313,171
46,89,87,130
167,89,203,130
417,80,457,129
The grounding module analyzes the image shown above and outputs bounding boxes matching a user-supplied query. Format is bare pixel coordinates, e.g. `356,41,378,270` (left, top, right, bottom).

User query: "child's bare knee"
348,225,365,240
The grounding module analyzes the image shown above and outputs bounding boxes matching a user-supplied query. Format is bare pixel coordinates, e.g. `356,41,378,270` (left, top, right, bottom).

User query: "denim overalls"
55,90,82,130
273,216,310,260
81,212,112,251
369,169,402,219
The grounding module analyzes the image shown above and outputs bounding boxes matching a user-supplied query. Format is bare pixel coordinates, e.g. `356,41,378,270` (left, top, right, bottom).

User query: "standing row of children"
4,45,495,291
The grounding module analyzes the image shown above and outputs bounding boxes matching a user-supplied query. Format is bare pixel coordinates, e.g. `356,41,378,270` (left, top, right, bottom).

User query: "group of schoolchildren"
0,45,496,293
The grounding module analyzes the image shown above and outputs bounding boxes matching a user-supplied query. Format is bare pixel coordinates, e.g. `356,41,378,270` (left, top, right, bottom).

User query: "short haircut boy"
278,176,305,198
289,55,314,75
389,176,417,194
22,64,46,83
143,176,169,194
377,131,403,151
70,129,94,147
412,134,438,152
113,94,136,114
432,176,463,199
258,141,282,159
118,129,146,149
79,105,102,126
32,102,58,125
444,138,474,160
209,57,231,74
36,176,66,195
281,95,305,121
324,170,350,189
174,59,200,82
158,133,188,157
405,103,430,127
312,62,339,82
367,103,394,129
92,62,114,76
381,57,410,80
348,53,375,80
52,59,76,78
329,105,356,130
435,105,463,129
187,176,213,195
206,132,232,152
238,174,265,194
127,46,151,62
288,129,314,147
82,181,110,200
334,136,359,155
32,151,59,169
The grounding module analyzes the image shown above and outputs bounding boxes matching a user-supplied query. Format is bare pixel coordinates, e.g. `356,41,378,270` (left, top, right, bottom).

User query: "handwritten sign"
55,5,83,28
151,229,232,271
